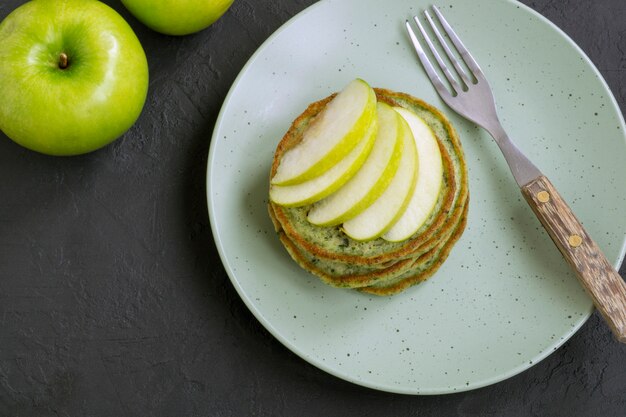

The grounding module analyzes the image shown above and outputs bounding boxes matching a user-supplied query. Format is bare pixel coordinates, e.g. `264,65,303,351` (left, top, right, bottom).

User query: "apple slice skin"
342,114,418,241
269,116,378,207
383,107,444,242
120,0,234,36
271,79,377,186
307,102,404,227
0,0,149,156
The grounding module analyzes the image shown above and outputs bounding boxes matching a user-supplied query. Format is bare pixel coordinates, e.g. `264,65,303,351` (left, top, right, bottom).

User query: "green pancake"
269,88,469,295
273,200,467,290
360,201,469,296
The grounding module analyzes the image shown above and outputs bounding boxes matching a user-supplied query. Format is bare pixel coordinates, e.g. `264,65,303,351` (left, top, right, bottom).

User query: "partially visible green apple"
0,0,149,156
120,0,235,36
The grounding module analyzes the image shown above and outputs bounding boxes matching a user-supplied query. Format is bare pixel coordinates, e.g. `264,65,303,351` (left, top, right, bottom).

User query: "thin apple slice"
307,102,403,226
342,114,418,241
269,117,377,207
271,79,376,186
383,107,444,242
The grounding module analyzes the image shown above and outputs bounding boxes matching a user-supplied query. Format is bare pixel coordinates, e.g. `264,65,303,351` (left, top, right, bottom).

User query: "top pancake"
270,88,468,268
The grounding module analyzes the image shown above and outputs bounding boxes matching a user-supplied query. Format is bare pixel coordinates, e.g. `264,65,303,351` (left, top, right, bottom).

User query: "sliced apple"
271,79,377,186
342,114,418,241
269,117,378,207
307,102,403,227
382,107,444,242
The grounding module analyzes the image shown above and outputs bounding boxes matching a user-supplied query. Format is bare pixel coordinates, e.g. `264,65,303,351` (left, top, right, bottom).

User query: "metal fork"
406,5,626,343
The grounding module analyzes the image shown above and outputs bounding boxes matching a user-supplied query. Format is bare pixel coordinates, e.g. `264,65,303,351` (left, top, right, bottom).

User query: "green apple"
382,107,444,242
0,0,149,156
307,102,404,227
269,116,377,207
271,79,377,186
342,114,418,241
120,0,234,35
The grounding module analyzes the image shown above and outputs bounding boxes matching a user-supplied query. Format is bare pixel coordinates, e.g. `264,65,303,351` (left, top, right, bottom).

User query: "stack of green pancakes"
268,88,468,296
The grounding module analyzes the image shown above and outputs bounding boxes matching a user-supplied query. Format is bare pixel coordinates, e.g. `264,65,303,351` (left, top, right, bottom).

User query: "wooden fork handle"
521,175,626,343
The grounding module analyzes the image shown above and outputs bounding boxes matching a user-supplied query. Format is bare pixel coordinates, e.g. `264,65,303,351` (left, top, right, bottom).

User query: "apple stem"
59,53,69,70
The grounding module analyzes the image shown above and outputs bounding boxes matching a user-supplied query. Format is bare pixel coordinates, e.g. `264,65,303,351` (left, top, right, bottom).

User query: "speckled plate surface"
207,0,626,394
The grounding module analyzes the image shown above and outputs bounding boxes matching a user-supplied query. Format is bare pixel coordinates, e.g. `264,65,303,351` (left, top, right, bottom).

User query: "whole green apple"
120,0,235,36
0,0,149,156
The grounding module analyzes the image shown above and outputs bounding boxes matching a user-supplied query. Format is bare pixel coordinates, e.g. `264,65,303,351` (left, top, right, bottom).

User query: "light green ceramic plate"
207,0,626,394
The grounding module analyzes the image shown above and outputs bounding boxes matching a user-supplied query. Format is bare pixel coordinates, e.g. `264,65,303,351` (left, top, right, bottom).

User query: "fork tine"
431,5,484,80
423,9,472,87
413,16,462,94
404,21,450,98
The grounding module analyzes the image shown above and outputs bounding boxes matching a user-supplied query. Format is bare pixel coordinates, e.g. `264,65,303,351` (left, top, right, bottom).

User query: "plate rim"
207,0,626,394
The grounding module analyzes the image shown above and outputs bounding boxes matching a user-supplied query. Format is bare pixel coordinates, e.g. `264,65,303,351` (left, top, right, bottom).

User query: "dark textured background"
0,0,624,415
